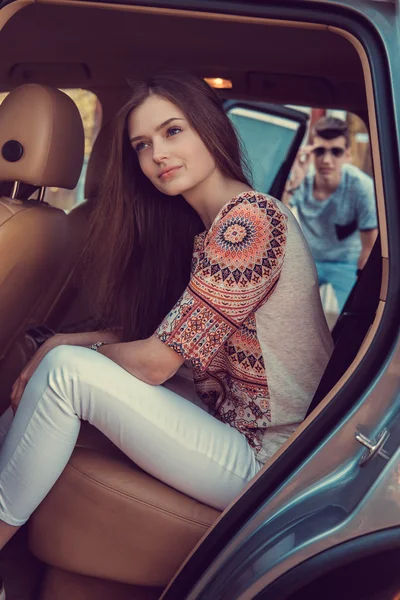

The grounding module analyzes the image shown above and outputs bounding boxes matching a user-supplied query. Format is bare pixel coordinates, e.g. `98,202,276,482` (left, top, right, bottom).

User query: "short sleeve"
155,193,287,373
355,175,378,231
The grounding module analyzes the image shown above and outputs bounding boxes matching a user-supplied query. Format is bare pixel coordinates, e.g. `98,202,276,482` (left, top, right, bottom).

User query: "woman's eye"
134,141,149,153
167,126,182,137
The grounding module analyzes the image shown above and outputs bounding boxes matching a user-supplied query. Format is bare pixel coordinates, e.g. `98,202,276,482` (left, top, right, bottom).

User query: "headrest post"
37,187,46,203
11,181,20,199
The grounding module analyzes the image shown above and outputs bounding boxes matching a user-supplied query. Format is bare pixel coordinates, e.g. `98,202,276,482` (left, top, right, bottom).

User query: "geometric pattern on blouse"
156,191,287,458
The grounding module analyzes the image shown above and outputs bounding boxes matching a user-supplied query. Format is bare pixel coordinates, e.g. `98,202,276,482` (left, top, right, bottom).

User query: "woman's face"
127,94,217,197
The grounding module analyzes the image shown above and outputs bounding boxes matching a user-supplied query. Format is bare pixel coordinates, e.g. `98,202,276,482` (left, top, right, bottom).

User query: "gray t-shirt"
290,164,377,263
164,200,333,464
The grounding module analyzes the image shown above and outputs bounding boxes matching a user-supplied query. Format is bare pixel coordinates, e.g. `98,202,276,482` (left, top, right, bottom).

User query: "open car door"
224,100,309,199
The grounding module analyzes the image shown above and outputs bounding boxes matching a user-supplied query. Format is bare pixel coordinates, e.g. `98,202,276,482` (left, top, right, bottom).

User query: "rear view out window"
47,89,102,211
228,106,302,193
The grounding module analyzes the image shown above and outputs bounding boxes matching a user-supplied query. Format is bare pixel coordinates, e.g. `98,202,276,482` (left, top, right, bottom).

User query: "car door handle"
355,428,390,466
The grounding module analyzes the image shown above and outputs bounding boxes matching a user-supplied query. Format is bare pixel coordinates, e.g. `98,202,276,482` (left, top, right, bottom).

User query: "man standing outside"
282,116,378,312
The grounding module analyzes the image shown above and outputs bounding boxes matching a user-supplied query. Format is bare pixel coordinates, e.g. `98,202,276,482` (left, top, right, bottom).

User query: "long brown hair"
84,71,251,341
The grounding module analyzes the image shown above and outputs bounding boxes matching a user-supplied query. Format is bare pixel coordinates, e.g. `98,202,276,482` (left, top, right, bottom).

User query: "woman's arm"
155,193,288,376
98,335,184,386
50,328,122,347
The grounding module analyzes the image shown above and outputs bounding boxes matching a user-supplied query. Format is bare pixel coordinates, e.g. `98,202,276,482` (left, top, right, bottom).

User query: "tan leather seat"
0,125,113,413
21,122,114,337
30,441,219,584
0,84,84,413
52,122,114,332
29,423,220,599
28,124,221,600
18,118,108,332
0,85,84,395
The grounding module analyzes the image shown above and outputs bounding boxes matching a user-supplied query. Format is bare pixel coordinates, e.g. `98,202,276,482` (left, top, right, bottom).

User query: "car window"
46,89,102,211
226,103,307,195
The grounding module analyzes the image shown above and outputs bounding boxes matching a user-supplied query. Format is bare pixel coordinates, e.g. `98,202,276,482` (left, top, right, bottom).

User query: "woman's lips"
159,166,182,179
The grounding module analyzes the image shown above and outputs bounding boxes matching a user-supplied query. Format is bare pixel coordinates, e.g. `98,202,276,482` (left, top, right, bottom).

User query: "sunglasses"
312,146,346,158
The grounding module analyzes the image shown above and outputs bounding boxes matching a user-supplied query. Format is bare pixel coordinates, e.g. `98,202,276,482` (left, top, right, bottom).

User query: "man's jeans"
315,260,358,313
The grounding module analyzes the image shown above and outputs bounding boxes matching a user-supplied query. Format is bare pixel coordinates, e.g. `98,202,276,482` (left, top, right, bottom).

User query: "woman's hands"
10,329,120,414
11,334,62,414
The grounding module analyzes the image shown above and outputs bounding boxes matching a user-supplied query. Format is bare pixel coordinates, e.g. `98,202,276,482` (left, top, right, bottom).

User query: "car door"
224,100,308,199
159,1,399,599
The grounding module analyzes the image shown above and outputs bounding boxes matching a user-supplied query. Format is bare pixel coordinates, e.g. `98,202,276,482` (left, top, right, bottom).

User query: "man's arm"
282,187,296,207
358,229,378,270
353,170,378,272
281,145,313,207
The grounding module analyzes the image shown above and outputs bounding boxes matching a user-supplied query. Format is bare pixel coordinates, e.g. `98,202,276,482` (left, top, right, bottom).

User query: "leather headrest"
84,122,113,200
0,84,84,189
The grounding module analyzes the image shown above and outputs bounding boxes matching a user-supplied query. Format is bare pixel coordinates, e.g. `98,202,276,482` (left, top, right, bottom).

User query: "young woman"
0,72,333,555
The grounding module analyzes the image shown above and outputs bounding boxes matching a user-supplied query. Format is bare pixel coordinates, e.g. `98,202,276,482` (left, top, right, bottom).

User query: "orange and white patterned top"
156,191,333,463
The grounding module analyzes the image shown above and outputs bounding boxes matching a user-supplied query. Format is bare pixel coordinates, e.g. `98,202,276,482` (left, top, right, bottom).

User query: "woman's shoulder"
204,190,287,270
215,190,287,229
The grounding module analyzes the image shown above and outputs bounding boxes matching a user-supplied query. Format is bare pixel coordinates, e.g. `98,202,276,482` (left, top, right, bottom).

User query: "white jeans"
0,345,262,525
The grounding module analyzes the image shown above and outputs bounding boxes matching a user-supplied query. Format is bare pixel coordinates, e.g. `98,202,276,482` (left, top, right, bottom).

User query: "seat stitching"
67,461,216,528
0,201,29,221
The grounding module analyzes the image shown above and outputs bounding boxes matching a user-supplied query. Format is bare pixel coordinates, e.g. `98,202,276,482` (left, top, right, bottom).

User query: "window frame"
224,99,308,198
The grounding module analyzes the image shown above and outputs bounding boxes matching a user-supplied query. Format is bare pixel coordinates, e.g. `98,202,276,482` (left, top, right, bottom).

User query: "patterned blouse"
156,190,288,459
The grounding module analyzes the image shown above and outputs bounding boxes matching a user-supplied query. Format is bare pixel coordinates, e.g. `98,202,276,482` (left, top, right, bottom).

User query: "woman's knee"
33,345,91,386
39,344,114,390
25,345,94,410
19,346,81,414
41,345,88,370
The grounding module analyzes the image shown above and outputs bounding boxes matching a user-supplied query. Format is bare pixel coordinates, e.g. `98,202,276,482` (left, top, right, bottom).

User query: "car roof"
0,1,368,112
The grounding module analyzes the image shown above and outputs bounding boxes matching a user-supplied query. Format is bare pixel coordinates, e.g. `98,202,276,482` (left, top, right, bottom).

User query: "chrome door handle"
355,428,391,467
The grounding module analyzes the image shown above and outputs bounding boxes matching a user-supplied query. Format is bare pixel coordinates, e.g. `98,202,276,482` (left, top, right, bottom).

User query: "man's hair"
313,116,350,147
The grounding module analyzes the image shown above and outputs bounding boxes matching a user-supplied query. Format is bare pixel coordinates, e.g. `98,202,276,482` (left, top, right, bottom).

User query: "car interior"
0,3,386,599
